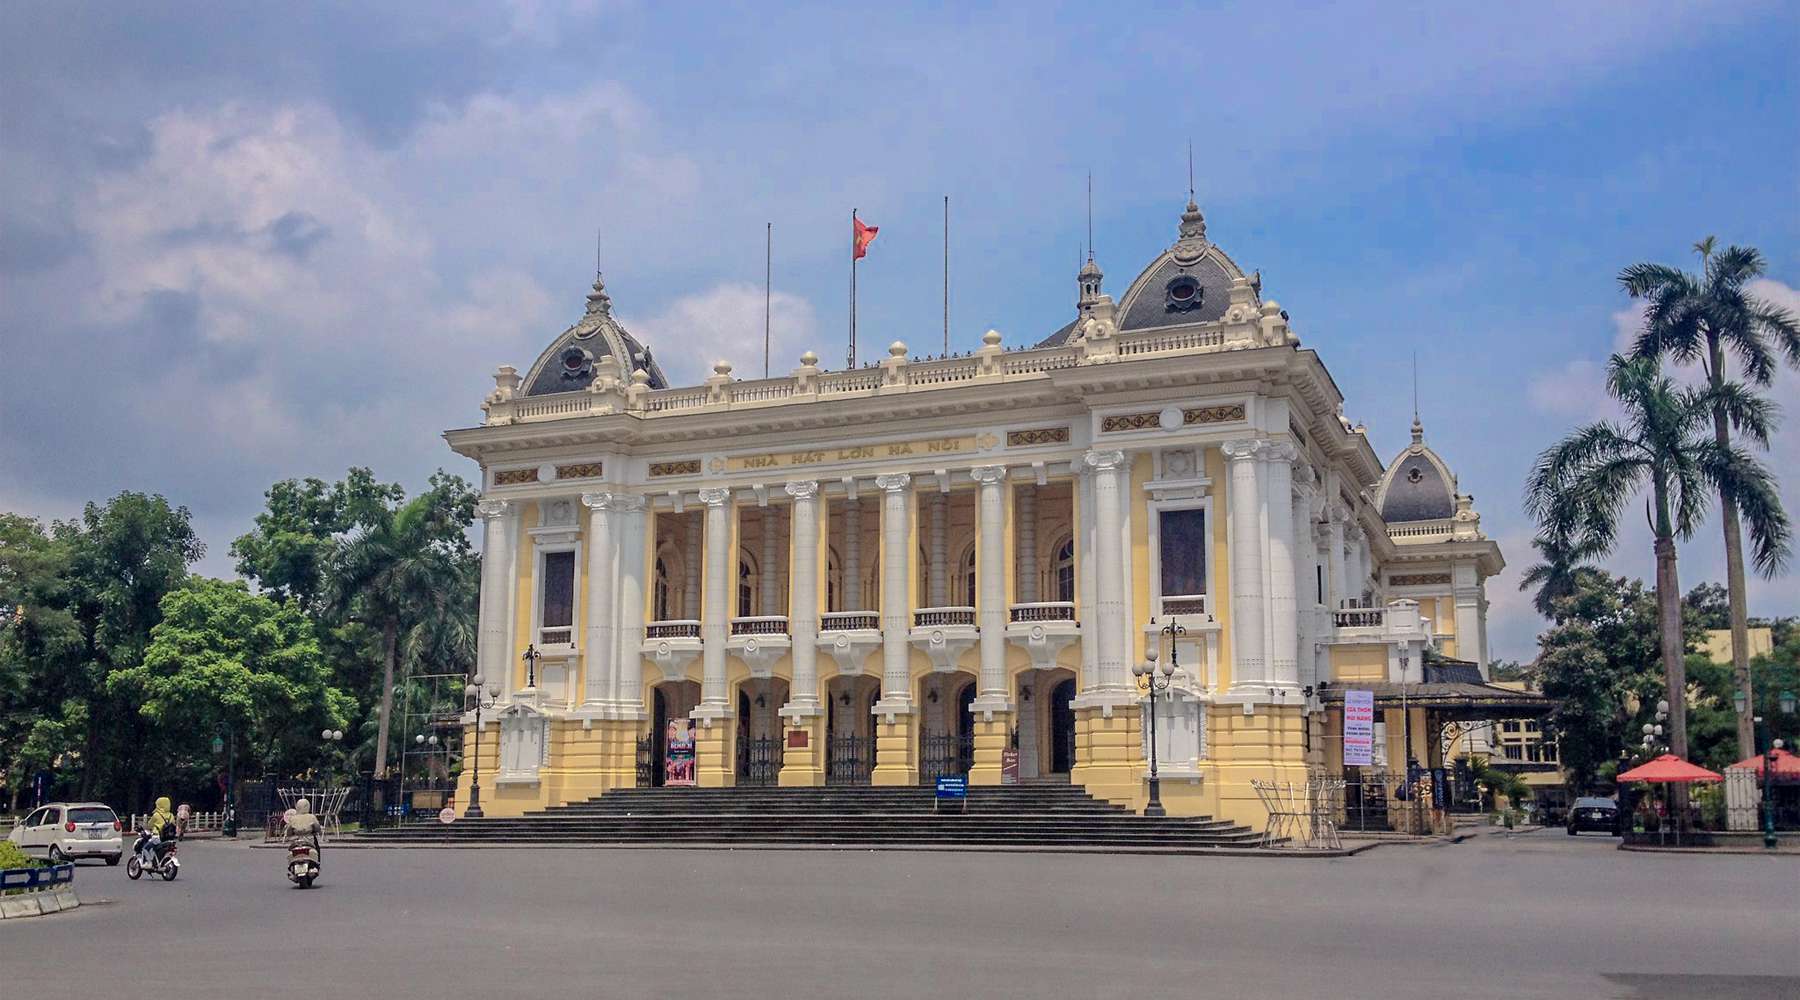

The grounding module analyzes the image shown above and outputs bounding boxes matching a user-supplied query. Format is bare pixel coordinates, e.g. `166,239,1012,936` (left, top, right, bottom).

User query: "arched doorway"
1050,678,1077,775
645,680,700,787
918,672,976,784
735,677,788,786
825,674,880,785
1014,668,1076,780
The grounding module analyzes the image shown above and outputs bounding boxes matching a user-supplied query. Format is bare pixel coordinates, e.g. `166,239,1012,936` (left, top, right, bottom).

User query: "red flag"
853,216,879,260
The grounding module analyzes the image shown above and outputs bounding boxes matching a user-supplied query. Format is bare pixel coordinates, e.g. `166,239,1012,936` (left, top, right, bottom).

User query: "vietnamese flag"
854,216,879,259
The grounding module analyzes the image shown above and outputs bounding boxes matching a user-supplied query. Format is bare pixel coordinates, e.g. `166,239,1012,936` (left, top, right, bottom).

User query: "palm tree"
1623,240,1798,758
1517,533,1603,621
1525,357,1785,805
330,496,471,776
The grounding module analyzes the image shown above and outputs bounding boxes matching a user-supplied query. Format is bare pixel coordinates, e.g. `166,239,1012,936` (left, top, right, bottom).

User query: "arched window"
1053,537,1075,604
826,547,842,612
655,558,671,621
738,553,758,618
960,545,977,607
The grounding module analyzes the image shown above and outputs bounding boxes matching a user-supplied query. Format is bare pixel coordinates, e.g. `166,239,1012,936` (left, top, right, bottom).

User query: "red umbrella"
1617,753,1723,784
1727,747,1800,779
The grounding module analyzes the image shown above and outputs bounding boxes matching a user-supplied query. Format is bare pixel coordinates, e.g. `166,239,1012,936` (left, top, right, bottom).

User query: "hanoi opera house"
447,196,1509,827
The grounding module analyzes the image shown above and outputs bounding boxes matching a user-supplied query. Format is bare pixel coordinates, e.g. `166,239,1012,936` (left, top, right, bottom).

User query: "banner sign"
665,720,697,787
1000,749,1020,786
935,776,967,799
1343,689,1375,767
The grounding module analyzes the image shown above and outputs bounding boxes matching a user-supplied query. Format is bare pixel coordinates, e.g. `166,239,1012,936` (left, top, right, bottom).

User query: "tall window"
1158,508,1207,599
1054,537,1075,604
541,550,576,640
960,546,977,607
738,556,757,618
655,558,671,621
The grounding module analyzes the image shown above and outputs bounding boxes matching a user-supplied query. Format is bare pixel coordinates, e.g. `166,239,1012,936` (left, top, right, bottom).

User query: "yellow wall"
1330,643,1386,682
513,502,538,690
1206,445,1232,688
1703,627,1773,665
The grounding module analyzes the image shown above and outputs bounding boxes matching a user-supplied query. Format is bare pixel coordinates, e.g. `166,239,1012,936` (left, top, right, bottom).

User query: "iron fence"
826,735,874,785
919,731,974,785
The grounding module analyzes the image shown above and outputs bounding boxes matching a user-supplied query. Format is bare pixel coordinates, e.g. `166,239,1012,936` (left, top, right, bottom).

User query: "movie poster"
665,720,696,786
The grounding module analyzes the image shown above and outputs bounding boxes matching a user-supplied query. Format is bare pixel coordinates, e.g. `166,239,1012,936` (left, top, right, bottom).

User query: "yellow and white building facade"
446,198,1506,829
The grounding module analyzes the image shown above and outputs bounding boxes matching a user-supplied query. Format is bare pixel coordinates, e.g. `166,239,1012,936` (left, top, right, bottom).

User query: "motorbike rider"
139,795,176,863
286,797,323,852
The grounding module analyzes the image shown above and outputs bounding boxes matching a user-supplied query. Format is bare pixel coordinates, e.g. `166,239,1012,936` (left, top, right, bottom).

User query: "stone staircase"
355,784,1264,850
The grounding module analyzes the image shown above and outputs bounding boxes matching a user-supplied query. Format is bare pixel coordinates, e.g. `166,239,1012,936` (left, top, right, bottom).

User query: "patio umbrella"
1727,747,1800,780
1617,754,1723,783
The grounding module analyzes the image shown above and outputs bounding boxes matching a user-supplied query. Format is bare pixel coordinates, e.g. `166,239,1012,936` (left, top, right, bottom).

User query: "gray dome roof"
1376,421,1458,523
520,274,670,395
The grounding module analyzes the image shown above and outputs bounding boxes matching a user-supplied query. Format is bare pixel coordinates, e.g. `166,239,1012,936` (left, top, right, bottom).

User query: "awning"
1317,681,1554,721
1617,754,1722,784
1726,747,1800,780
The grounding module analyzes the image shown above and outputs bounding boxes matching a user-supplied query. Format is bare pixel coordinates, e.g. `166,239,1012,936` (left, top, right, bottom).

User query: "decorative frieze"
1389,573,1452,587
1101,411,1159,433
493,468,539,486
554,462,604,480
1006,426,1070,447
649,459,702,478
1184,404,1246,425
1103,404,1244,433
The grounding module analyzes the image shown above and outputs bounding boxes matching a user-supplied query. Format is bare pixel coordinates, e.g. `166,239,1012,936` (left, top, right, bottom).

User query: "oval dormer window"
1165,275,1203,313
560,346,593,381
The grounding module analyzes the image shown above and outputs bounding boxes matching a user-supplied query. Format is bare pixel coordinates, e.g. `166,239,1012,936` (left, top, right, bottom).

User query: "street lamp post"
521,644,541,690
1740,688,1797,850
319,728,343,780
464,674,500,819
1135,617,1184,819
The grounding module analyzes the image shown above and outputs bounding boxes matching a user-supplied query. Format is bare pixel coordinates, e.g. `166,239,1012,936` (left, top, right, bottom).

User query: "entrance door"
1050,679,1076,774
649,689,668,786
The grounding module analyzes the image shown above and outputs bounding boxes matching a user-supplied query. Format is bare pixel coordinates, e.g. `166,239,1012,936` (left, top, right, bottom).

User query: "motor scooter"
126,829,180,881
286,836,320,889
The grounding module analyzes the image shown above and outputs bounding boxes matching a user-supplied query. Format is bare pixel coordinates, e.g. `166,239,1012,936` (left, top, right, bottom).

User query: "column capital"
784,479,819,500
1292,461,1318,492
1262,439,1298,464
874,473,911,493
1327,501,1352,525
969,465,1008,486
612,494,647,513
1081,449,1126,473
698,487,732,507
579,491,615,511
1221,438,1264,463
476,498,511,519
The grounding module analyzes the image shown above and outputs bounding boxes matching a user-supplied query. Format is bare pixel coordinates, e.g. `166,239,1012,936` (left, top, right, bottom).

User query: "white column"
697,487,732,712
760,506,781,615
1076,463,1099,692
875,474,913,706
1455,585,1483,670
786,480,821,708
972,465,1009,707
843,496,863,611
1327,505,1348,609
476,498,515,701
1086,450,1128,692
580,492,617,707
927,492,948,607
1222,440,1266,692
1264,442,1298,693
1346,525,1367,604
614,495,648,713
1016,484,1038,603
683,510,701,619
1292,466,1318,689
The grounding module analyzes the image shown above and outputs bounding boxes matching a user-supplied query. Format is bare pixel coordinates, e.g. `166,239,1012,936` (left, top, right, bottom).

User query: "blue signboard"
935,776,967,799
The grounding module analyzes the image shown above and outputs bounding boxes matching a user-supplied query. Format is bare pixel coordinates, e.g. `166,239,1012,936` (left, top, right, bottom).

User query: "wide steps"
357,784,1262,850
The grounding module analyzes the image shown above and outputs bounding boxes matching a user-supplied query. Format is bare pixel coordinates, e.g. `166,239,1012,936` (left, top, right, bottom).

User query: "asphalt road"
3,829,1795,999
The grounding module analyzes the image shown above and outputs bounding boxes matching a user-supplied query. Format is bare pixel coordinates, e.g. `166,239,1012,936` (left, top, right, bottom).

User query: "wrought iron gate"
738,734,781,787
827,734,874,785
635,733,656,788
919,731,974,785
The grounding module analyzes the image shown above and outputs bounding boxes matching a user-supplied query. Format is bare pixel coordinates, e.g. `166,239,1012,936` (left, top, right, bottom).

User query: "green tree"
1624,239,1798,760
1525,356,1784,790
1683,582,1731,631
328,472,477,776
0,514,81,808
231,469,403,612
1532,573,1665,790
108,579,354,783
1517,533,1603,621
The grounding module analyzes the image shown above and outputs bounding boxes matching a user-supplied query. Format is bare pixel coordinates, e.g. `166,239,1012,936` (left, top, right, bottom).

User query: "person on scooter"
139,795,176,863
286,797,322,849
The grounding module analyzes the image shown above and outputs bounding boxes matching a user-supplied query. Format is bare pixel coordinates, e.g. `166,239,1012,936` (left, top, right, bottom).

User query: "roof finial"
585,225,612,317
1187,140,1195,204
1411,350,1424,444
1086,171,1094,263
1177,148,1206,245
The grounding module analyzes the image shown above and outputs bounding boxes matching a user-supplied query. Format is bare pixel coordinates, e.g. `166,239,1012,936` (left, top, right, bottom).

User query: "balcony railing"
820,611,880,632
730,616,789,637
537,627,574,646
1158,595,1207,617
645,620,701,640
1008,602,1076,624
1333,608,1386,629
914,607,976,628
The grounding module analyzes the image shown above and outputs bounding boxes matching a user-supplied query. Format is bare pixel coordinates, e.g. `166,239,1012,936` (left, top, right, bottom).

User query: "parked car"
6,802,124,864
1566,796,1620,836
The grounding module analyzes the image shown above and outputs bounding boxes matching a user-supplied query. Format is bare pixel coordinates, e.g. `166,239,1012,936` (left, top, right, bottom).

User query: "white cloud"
625,282,820,387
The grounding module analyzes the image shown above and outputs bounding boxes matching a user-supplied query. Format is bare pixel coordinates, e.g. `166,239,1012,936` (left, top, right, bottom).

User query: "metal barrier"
1252,778,1346,850
0,863,74,891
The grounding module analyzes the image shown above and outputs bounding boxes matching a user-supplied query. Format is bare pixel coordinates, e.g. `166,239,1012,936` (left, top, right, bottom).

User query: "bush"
0,840,38,870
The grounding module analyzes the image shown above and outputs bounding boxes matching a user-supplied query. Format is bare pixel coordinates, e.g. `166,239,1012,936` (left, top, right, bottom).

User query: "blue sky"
2,1,1796,662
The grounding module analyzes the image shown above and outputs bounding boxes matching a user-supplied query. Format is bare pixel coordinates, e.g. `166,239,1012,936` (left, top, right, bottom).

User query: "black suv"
1567,796,1620,836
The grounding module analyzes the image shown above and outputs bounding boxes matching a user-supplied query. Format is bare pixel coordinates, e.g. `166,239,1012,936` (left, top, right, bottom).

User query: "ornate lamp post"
1134,617,1184,818
464,675,500,818
521,644,541,690
319,728,344,781
1739,688,1797,850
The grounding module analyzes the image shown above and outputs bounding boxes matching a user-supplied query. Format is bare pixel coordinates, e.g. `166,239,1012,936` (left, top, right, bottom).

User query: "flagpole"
849,208,858,370
764,222,772,379
942,195,949,356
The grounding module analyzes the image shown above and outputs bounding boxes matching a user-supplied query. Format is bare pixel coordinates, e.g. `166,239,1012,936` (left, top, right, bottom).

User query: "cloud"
625,282,820,387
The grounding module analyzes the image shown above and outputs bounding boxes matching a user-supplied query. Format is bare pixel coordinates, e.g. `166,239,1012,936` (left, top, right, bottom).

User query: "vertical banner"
665,720,696,787
1343,689,1375,767
1001,748,1019,785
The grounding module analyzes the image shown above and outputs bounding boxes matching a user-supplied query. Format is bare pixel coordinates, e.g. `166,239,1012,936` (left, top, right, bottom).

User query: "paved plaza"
4,830,1796,999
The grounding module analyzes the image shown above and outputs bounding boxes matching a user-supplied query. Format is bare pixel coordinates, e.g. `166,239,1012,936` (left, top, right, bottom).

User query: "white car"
7,802,124,865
